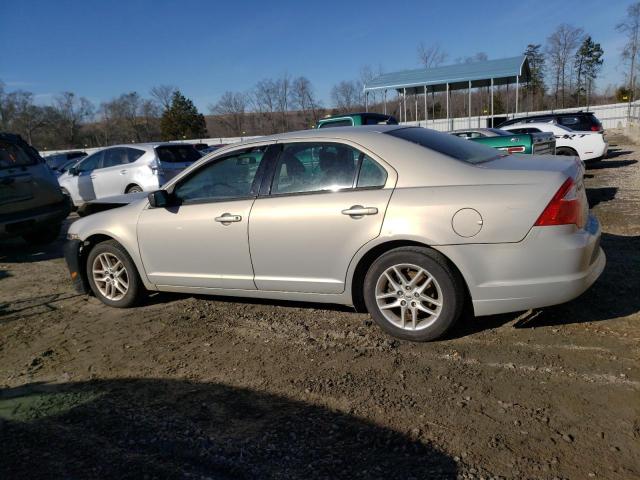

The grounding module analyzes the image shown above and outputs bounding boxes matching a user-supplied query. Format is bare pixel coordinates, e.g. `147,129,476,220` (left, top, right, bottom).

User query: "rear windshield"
155,145,202,163
386,127,501,164
0,139,40,169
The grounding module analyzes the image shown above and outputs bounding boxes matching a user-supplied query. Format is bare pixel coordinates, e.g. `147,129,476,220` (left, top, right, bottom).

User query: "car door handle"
214,213,242,224
90,175,97,179
341,205,378,217
120,169,128,175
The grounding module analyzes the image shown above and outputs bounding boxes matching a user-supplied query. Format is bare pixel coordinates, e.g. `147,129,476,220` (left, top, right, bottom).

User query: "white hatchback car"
501,122,608,162
58,143,201,207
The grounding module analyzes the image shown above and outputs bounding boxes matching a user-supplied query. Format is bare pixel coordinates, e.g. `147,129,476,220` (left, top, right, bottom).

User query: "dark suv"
497,111,603,132
1,133,71,244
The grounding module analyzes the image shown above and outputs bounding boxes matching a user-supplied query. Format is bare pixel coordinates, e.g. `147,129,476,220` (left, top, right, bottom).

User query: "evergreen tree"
160,91,207,140
523,44,546,110
573,36,604,107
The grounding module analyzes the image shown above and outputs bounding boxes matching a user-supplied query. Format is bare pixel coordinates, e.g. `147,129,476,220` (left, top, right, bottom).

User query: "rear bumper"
436,215,605,317
0,198,71,238
64,239,89,294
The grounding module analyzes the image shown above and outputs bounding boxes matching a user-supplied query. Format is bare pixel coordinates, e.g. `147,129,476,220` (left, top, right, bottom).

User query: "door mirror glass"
148,190,171,208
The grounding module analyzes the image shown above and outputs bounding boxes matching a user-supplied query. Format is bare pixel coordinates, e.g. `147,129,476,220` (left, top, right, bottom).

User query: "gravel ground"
1,137,639,479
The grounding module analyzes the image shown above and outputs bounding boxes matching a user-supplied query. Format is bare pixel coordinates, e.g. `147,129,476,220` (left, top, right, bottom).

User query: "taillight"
498,146,526,154
590,126,600,132
149,163,164,176
535,178,584,228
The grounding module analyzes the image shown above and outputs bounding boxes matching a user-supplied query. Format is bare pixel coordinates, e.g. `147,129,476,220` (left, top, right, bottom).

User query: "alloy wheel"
92,252,129,301
374,263,443,331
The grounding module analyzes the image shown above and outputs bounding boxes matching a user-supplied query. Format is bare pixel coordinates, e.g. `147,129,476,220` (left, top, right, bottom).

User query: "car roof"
204,125,409,156
97,142,199,151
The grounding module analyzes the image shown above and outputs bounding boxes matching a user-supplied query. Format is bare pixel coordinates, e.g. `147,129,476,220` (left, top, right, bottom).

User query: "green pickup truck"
317,113,398,129
450,128,556,155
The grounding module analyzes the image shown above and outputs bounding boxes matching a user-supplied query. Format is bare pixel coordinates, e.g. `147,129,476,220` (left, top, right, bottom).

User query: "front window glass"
387,127,500,164
173,147,265,203
77,151,104,172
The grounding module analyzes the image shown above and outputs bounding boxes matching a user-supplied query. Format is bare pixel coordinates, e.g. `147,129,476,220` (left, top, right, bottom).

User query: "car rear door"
248,141,395,294
154,145,202,184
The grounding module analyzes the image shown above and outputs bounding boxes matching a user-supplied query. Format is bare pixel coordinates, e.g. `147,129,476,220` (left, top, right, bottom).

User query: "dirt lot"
1,138,639,480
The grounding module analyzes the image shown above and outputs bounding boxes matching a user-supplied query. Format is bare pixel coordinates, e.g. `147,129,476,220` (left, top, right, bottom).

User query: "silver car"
58,143,201,207
64,126,605,341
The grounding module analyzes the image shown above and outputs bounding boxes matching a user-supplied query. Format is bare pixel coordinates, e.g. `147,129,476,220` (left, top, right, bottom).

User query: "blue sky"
0,0,634,112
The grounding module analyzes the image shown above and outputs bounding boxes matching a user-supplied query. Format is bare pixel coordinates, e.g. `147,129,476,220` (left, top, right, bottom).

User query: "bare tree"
417,43,448,68
53,92,94,147
150,85,178,111
290,76,320,127
251,78,279,134
209,91,247,136
546,24,584,108
331,81,361,112
617,2,640,110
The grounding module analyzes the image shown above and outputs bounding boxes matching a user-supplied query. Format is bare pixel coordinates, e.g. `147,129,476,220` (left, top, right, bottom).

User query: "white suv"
58,143,201,207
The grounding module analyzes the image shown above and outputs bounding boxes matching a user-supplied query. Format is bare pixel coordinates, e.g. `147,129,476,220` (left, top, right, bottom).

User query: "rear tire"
86,240,142,308
126,185,143,194
363,247,464,342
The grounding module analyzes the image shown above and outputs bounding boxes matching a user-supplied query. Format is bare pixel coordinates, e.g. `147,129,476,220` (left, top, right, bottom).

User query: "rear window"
0,139,40,169
155,145,202,163
386,127,501,164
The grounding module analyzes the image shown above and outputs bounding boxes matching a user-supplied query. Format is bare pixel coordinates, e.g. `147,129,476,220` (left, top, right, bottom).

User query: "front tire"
86,240,142,308
363,247,464,342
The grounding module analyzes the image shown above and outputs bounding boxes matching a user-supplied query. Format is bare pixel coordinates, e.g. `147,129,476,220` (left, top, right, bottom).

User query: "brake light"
149,163,164,176
590,126,600,132
535,178,584,228
498,146,526,154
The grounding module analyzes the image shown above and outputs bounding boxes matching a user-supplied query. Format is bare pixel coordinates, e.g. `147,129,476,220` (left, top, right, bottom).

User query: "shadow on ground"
586,159,638,170
0,379,456,480
586,186,617,208
601,148,634,159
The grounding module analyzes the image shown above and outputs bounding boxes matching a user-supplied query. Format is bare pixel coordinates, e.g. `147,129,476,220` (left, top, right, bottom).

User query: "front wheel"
363,247,465,342
86,240,142,307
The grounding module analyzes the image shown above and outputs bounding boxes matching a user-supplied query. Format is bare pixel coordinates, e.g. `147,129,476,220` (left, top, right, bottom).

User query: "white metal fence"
401,101,640,132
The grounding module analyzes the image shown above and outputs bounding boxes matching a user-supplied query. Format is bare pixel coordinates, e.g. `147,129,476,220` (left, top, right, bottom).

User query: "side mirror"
68,166,79,176
148,190,171,208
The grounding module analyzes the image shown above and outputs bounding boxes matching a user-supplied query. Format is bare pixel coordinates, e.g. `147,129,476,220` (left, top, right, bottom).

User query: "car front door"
70,150,104,203
136,144,271,289
249,141,396,294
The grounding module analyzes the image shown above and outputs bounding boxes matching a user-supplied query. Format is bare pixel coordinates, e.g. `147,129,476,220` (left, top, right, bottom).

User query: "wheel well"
556,146,578,156
125,183,141,193
350,240,471,314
